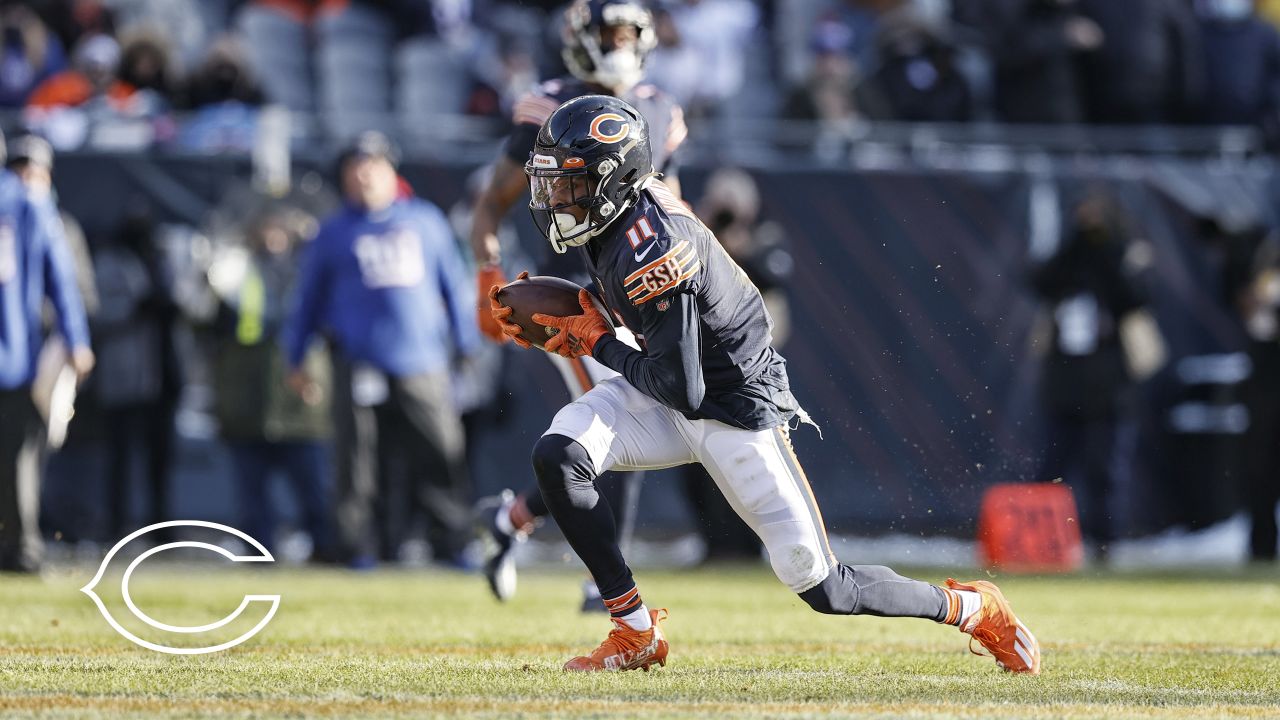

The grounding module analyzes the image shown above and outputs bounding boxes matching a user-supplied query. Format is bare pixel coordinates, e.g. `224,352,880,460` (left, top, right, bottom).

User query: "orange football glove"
534,289,612,359
489,271,532,349
477,264,509,342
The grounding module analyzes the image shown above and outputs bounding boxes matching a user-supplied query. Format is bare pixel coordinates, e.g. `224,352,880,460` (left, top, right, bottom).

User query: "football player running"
488,94,1042,675
470,0,687,609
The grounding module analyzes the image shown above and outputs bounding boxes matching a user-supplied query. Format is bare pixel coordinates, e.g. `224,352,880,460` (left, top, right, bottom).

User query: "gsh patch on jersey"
624,240,700,306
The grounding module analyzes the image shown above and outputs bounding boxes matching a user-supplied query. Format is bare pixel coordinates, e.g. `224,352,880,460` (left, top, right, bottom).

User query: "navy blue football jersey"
583,181,797,431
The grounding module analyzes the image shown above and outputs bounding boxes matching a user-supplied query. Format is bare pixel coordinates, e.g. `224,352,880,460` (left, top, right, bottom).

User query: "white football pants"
543,376,837,592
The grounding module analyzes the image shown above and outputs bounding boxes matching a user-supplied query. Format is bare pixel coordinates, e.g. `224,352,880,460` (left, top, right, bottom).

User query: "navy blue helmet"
525,95,655,253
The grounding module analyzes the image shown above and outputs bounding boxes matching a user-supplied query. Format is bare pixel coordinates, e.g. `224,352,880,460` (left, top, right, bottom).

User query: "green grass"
2,563,1279,718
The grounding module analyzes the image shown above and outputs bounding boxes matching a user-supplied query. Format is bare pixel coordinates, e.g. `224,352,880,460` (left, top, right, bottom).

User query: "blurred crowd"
0,0,1278,153
792,0,1280,130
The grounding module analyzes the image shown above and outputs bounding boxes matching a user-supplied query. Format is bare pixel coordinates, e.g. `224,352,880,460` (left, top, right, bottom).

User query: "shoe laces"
968,626,1018,670
967,627,999,658
589,619,651,659
590,609,666,659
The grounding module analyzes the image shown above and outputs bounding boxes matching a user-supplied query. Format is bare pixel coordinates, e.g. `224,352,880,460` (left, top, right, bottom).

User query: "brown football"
495,275,612,349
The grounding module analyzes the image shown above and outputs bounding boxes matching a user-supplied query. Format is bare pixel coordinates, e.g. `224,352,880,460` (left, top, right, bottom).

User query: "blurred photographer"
1030,192,1159,561
855,11,974,122
699,168,794,345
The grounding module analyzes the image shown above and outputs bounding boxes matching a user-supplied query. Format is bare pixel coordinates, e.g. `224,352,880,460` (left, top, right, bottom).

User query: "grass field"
1,563,1278,718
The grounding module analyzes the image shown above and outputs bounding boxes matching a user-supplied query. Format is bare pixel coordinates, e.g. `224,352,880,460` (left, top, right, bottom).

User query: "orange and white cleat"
563,609,669,672
946,578,1041,675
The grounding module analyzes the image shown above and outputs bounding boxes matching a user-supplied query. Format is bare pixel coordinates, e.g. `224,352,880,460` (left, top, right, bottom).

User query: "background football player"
469,0,687,610
489,94,1042,675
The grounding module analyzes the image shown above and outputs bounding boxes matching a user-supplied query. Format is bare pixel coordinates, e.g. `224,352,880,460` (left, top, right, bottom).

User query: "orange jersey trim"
624,241,691,285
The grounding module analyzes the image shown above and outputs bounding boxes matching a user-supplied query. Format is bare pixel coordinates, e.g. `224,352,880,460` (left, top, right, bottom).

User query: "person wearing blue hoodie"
0,151,92,573
283,131,480,568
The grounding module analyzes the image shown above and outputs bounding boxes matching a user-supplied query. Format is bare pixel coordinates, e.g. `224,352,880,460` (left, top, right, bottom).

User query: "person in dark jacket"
1192,0,1280,127
92,205,182,541
987,0,1102,124
1075,0,1204,124
1031,193,1148,561
855,12,973,122
210,205,334,558
283,131,480,567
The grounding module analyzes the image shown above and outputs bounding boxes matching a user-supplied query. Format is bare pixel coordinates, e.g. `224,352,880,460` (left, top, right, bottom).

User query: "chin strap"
546,172,661,254
550,226,591,254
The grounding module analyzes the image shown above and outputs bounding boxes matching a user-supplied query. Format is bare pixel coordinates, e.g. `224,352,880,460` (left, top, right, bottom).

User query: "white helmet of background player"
561,0,657,93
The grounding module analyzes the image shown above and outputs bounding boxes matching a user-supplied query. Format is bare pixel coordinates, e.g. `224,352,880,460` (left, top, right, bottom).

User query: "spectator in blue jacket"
0,153,93,573
283,131,480,568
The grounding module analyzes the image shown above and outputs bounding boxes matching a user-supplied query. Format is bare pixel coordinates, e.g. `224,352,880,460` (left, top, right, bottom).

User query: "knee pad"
531,434,596,509
530,434,570,478
767,540,830,593
755,519,831,592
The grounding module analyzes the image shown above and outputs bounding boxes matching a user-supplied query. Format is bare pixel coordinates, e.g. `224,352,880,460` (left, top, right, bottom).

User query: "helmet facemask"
527,155,625,254
592,44,644,92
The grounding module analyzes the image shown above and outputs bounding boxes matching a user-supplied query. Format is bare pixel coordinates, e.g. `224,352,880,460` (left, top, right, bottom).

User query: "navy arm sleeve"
593,289,706,413
503,122,540,165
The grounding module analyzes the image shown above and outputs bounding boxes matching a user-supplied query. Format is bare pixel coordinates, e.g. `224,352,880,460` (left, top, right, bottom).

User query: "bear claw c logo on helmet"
588,113,629,143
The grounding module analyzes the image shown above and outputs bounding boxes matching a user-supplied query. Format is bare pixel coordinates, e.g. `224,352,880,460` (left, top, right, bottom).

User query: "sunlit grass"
1,564,1277,718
